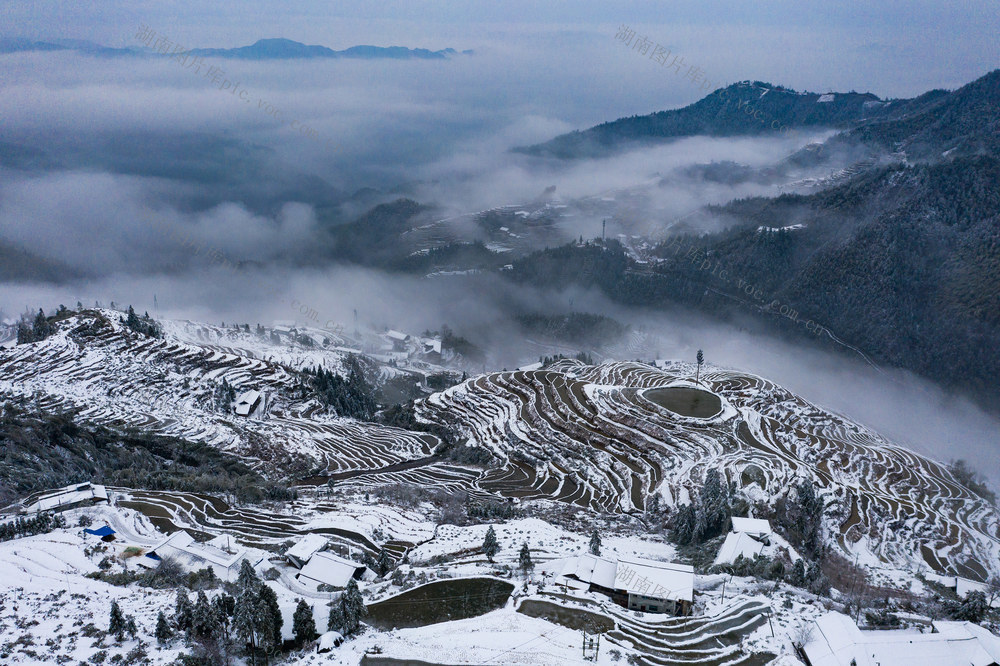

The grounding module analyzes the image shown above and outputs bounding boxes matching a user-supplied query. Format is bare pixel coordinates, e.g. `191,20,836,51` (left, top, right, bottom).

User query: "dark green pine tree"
258,583,283,655
173,590,193,633
669,504,697,545
126,305,140,331
589,529,601,556
518,542,534,575
696,349,704,384
340,579,367,636
155,610,173,645
108,600,126,641
376,548,391,577
32,308,51,339
292,599,317,646
191,590,220,641
482,525,499,563
233,561,263,664
16,318,33,344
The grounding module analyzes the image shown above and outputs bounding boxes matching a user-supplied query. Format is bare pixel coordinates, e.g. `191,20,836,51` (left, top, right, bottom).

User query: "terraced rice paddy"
5,310,998,583
417,360,1000,580
0,310,435,476
523,593,774,665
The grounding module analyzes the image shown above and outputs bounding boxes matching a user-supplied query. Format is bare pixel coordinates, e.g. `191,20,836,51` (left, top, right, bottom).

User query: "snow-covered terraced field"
417,359,1000,580
0,310,436,475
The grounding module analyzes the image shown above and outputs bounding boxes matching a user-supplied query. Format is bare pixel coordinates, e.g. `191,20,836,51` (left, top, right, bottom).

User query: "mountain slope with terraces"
0,309,438,480
2,309,998,585
416,359,1000,582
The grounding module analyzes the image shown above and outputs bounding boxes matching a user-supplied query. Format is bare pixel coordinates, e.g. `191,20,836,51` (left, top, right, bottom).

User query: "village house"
715,517,774,566
234,390,262,416
143,530,252,581
385,330,410,352
295,551,368,590
559,554,694,615
285,533,329,569
24,482,108,514
800,611,1000,666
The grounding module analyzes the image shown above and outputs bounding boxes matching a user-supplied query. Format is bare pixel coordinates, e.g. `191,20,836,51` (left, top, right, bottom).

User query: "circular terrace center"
642,386,722,419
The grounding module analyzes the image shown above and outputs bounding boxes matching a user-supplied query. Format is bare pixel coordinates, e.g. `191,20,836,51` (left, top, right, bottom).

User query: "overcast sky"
4,1,999,106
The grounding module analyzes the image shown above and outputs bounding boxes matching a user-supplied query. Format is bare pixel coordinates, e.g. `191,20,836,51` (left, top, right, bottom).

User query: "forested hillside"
507,155,1000,409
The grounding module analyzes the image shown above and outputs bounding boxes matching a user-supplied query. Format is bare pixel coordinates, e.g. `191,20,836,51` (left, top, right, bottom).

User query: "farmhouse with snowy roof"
234,390,262,416
295,551,368,590
24,482,108,514
715,516,773,565
559,554,694,615
385,330,410,351
730,517,771,540
285,533,328,568
144,530,252,581
800,611,1000,666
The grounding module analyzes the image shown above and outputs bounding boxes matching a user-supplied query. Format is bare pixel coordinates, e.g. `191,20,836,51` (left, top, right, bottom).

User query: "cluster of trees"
108,601,138,641
379,402,459,447
105,562,332,663
213,379,237,413
438,325,484,362
149,562,280,664
942,589,990,623
15,308,57,344
0,400,294,505
0,511,67,542
713,553,830,597
467,500,521,521
327,579,367,637
124,305,163,338
772,481,825,557
668,470,736,546
302,356,377,420
539,351,596,367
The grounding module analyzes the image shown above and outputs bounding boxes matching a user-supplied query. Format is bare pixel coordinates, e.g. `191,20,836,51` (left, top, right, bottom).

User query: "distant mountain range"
511,70,1000,410
0,37,471,60
518,73,999,159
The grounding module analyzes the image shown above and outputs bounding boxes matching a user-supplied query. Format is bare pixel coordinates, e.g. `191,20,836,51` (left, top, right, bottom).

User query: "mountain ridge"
0,36,470,60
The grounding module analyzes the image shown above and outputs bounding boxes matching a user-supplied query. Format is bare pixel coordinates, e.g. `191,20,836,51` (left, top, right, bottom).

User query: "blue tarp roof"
84,526,115,537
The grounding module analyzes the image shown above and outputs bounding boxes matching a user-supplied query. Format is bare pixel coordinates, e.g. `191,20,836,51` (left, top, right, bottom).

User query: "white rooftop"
731,517,771,536
286,534,328,563
234,390,261,416
25,482,108,513
154,530,245,570
297,551,365,589
714,531,765,566
802,611,1000,666
616,557,695,603
562,554,618,590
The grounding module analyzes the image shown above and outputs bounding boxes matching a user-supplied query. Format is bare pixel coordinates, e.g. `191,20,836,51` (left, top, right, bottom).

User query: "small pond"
643,387,722,418
367,577,513,629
